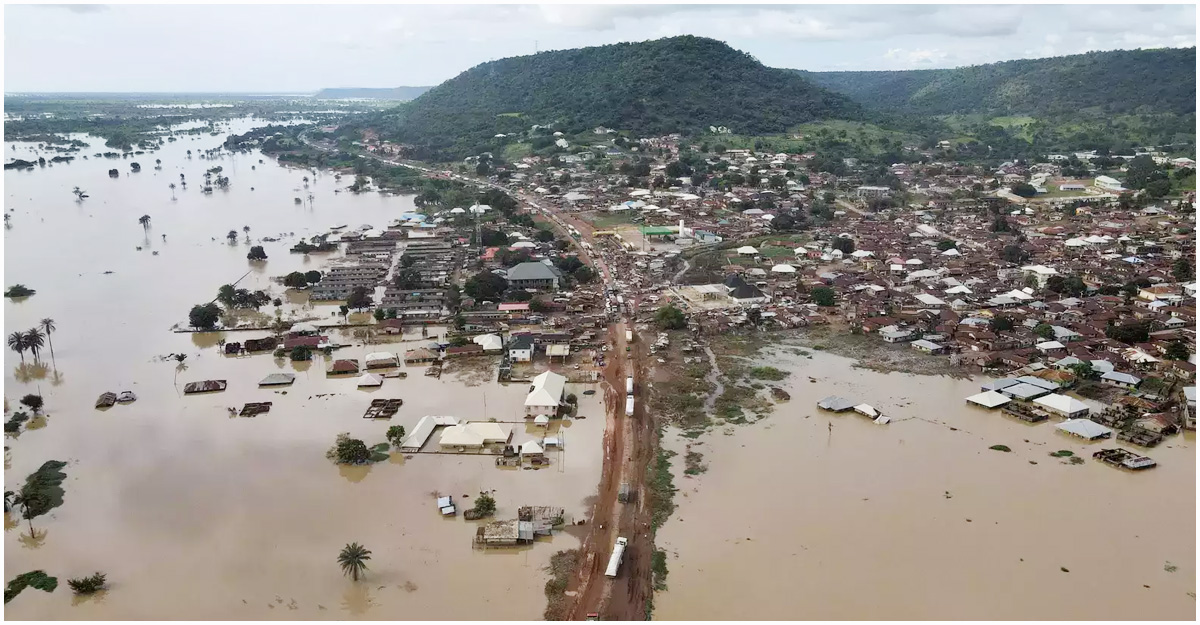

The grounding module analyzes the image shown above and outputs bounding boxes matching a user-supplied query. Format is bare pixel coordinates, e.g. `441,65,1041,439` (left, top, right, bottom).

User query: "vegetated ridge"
313,86,431,101
799,47,1196,117
365,36,862,159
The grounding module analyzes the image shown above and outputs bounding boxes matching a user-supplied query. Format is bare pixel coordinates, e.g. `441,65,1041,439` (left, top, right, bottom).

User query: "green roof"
640,226,677,235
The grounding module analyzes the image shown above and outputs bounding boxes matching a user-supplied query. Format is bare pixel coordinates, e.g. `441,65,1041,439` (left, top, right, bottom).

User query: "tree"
39,318,55,363
811,286,836,307
1047,275,1086,296
1034,323,1055,340
393,268,421,290
1010,182,1037,198
283,272,308,288
67,573,107,596
290,346,313,361
337,543,372,582
385,426,406,448
189,303,221,330
991,217,1012,232
990,315,1015,332
1166,340,1191,361
346,286,373,311
573,266,594,283
472,493,497,516
655,304,687,330
399,254,415,268
19,394,43,414
4,285,35,298
246,246,267,261
831,238,855,255
1068,362,1097,381
1173,257,1194,282
373,308,386,321
304,270,323,284
23,328,44,362
464,272,508,300
479,228,508,247
138,214,151,231
936,240,957,251
8,332,26,364
1001,244,1029,263
534,229,555,243
529,298,548,313
1105,322,1150,345
169,183,176,200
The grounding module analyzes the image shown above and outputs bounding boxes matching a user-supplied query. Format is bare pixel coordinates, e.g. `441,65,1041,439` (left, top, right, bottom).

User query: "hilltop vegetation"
361,36,861,160
801,48,1196,154
802,48,1195,118
313,86,431,100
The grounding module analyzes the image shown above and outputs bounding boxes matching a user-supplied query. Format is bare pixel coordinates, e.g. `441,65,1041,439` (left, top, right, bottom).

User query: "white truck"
625,394,635,416
605,537,628,578
625,328,634,343
625,375,634,395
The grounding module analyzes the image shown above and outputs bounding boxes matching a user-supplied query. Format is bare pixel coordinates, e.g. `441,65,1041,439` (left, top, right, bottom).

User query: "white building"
525,371,566,416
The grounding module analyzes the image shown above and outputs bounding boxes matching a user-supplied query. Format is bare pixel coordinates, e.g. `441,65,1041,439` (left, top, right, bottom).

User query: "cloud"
883,47,951,67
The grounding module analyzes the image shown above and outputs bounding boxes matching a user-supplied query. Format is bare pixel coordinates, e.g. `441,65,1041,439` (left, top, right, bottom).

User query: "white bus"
625,394,635,416
605,537,628,578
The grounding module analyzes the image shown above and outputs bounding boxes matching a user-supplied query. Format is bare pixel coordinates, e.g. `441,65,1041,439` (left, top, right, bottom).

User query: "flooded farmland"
654,342,1195,620
4,121,605,619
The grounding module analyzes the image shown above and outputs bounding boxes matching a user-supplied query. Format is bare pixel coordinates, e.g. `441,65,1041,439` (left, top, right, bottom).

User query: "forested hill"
313,86,430,100
368,36,862,159
799,47,1196,117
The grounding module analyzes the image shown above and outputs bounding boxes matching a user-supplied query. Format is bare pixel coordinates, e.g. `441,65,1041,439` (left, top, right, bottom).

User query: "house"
1034,394,1091,418
525,370,566,416
1100,371,1142,389
404,347,439,364
439,422,512,448
911,339,945,353
879,327,916,343
508,334,535,363
1094,175,1125,192
506,261,564,290
473,333,504,353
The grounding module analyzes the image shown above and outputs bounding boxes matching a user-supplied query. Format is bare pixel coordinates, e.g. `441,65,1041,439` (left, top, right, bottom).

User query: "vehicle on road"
605,537,628,578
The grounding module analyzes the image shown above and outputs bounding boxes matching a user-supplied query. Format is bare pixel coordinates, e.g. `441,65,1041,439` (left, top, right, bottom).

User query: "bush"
326,433,370,465
989,444,1012,452
749,366,788,381
4,285,35,298
19,394,44,414
655,304,687,330
283,271,307,288
246,245,268,261
290,346,312,361
811,286,835,307
470,493,496,517
188,303,221,330
67,572,107,596
304,270,322,284
565,393,578,405
386,426,406,448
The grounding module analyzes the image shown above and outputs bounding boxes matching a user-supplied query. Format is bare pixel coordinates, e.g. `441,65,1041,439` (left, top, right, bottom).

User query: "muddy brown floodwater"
655,343,1195,620
4,121,605,619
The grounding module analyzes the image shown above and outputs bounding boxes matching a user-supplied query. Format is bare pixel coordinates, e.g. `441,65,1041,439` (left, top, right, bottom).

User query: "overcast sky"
5,3,1196,92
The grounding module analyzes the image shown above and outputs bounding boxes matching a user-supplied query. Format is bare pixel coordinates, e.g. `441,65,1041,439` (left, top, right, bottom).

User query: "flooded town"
3,4,1196,622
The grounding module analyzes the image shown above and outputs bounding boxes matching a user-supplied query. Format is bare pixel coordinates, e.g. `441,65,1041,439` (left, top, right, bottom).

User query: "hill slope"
801,47,1196,118
313,86,430,100
372,36,861,158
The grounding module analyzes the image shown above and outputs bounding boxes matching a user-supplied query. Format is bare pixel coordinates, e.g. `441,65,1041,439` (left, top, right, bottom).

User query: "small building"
545,344,571,361
1034,394,1091,419
404,347,439,364
911,339,945,354
364,352,399,368
506,261,564,290
473,333,504,352
966,390,1011,409
508,335,535,363
356,372,384,387
817,396,856,412
259,373,296,386
1100,371,1142,389
519,440,545,462
327,359,360,375
880,328,916,343
1055,419,1113,440
525,370,566,416
439,422,512,448
999,382,1052,401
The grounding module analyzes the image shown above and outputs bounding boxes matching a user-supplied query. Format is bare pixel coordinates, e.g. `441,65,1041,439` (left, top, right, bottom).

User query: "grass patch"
1049,450,1074,457
651,548,669,591
542,549,580,621
749,366,789,381
649,441,677,532
989,444,1012,452
683,450,707,476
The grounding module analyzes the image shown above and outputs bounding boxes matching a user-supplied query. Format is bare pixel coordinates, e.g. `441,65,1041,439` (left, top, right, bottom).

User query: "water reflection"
25,415,47,430
4,512,19,532
340,582,376,616
71,588,109,607
337,464,371,484
191,332,225,349
13,362,48,383
17,526,47,549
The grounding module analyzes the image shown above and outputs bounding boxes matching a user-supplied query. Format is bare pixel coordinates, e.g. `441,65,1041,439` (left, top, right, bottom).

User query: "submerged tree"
337,543,372,582
39,319,56,364
139,215,151,231
7,332,26,364
23,328,44,362
169,183,176,200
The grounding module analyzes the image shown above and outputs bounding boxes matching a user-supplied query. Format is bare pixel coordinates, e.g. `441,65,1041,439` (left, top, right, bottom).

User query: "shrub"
67,572,107,595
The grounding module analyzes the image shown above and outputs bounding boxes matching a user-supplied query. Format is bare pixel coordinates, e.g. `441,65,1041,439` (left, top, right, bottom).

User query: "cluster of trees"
217,284,271,310
6,320,54,364
283,270,323,288
655,304,687,330
1105,321,1150,345
464,271,508,301
1045,274,1088,297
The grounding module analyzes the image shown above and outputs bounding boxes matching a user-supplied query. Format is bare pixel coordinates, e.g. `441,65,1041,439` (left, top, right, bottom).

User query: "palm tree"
39,318,55,363
139,215,151,231
337,543,371,581
23,328,44,363
8,331,26,364
227,230,238,244
243,225,250,242
169,183,176,200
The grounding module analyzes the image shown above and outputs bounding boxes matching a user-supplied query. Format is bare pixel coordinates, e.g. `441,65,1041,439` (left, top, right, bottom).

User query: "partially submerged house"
525,371,566,416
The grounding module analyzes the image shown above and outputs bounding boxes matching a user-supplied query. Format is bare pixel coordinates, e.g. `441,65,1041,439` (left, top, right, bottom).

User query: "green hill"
313,86,430,101
368,36,862,159
801,47,1195,118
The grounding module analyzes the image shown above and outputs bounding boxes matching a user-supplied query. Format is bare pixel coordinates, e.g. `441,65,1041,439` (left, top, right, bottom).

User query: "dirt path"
702,346,724,414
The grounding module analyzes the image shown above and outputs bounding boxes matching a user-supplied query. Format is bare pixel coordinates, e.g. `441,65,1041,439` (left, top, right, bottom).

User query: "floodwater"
655,344,1196,620
4,120,605,619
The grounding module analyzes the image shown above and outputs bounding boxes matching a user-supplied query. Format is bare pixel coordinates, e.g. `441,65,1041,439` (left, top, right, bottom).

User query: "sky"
4,3,1196,93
